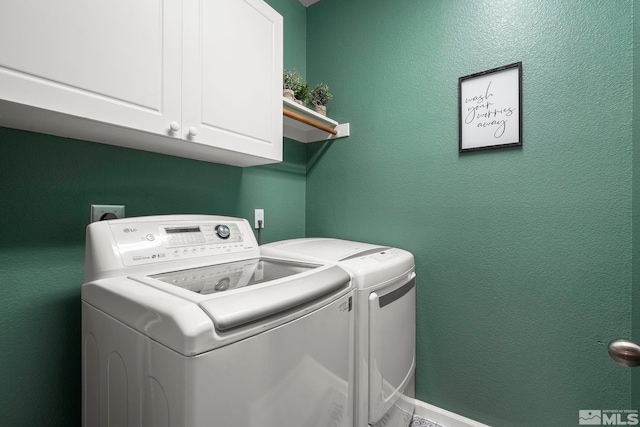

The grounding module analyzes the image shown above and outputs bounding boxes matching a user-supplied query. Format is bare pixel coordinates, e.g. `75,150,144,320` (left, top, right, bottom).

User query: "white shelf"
282,97,350,143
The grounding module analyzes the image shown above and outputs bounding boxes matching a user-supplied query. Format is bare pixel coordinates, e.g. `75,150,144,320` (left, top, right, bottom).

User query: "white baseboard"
403,396,491,427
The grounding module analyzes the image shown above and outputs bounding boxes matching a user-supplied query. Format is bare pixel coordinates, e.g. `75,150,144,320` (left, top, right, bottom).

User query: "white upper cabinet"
0,0,283,167
182,0,283,163
0,0,182,139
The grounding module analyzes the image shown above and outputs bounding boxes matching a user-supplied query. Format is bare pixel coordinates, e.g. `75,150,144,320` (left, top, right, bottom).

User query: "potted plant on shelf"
283,69,300,101
294,81,311,106
310,83,333,116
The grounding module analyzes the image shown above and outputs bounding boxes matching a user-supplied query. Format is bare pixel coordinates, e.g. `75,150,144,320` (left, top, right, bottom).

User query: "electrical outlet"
91,204,125,223
254,209,264,228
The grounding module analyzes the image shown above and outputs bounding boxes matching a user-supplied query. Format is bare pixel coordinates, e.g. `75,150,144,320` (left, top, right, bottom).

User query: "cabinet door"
0,0,181,137
182,0,283,165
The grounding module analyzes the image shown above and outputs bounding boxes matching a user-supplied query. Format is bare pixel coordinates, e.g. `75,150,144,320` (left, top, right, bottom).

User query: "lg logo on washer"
579,410,639,425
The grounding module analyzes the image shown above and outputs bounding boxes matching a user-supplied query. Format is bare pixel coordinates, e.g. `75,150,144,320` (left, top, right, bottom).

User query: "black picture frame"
458,62,522,153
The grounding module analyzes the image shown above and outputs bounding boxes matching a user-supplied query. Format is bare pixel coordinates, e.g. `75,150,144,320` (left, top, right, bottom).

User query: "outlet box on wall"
254,209,264,228
90,205,125,223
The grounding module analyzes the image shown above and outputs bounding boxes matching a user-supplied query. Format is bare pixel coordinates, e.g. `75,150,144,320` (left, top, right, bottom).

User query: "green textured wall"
1,1,636,425
0,0,306,425
306,1,633,426
633,0,640,413
272,0,307,78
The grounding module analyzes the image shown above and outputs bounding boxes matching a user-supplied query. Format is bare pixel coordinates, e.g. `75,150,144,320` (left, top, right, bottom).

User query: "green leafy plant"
283,69,311,104
283,69,301,91
294,81,311,106
310,83,333,107
284,70,332,108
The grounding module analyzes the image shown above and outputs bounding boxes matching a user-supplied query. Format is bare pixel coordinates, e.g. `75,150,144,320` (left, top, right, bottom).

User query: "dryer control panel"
85,215,260,280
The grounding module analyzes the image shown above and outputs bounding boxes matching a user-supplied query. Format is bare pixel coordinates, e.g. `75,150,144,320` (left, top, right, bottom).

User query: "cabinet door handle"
169,121,181,132
608,339,640,367
188,127,198,137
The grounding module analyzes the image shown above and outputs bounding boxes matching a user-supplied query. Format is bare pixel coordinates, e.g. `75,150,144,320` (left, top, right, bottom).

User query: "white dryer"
261,238,416,427
82,215,354,427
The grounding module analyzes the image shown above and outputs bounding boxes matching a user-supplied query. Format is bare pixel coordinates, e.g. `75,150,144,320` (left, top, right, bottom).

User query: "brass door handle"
608,339,640,367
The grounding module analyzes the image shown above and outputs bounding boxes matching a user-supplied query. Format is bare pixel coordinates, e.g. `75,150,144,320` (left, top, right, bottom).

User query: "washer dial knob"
215,224,231,239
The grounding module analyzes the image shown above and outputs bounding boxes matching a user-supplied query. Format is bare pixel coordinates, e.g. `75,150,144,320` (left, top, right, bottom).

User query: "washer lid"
150,258,317,295
197,264,350,331
149,258,351,330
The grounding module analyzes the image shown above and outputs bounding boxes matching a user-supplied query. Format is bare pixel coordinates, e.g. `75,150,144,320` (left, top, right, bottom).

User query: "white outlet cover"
254,209,265,228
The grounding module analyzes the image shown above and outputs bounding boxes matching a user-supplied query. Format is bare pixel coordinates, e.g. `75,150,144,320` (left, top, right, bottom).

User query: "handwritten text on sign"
460,65,520,150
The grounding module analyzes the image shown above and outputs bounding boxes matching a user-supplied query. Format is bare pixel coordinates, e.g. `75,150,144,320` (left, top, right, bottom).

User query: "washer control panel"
214,224,231,240
107,217,256,266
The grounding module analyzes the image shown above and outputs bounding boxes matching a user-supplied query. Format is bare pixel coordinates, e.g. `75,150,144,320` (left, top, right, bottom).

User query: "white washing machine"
82,215,354,427
261,238,416,427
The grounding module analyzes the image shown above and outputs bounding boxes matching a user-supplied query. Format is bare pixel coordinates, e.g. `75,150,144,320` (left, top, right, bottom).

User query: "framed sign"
459,62,522,153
